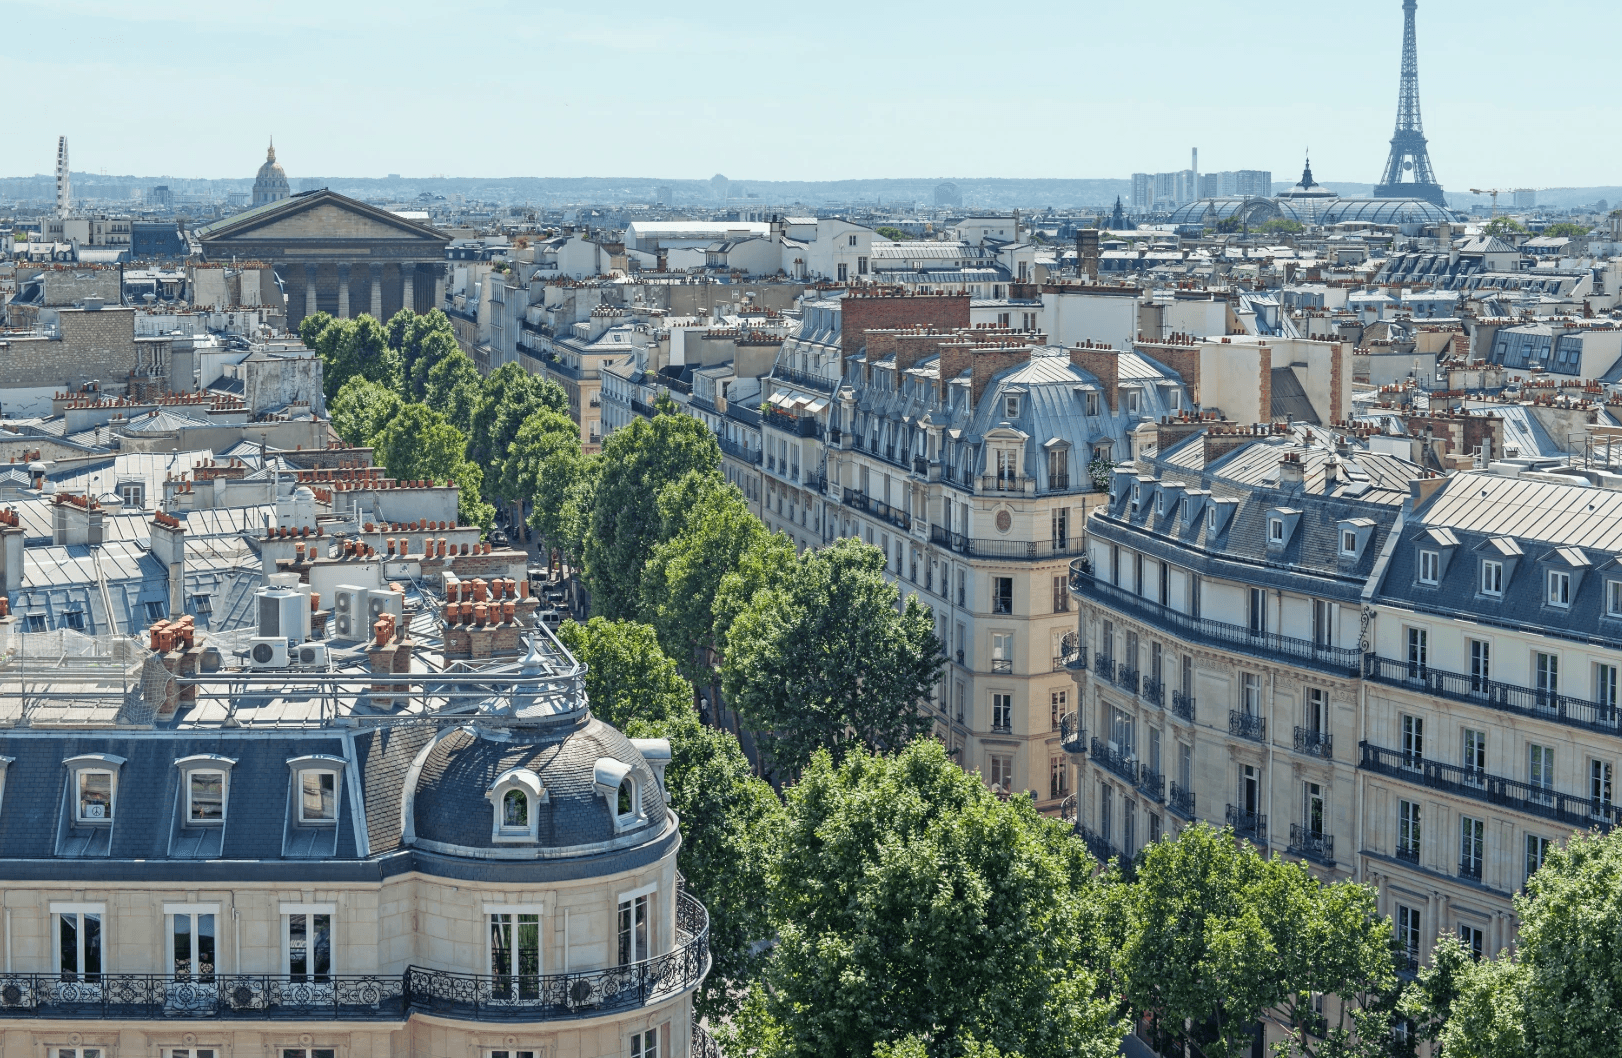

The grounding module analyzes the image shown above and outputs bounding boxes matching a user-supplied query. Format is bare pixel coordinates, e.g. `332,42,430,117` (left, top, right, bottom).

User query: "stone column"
431,262,447,313
369,264,383,319
337,263,351,319
400,262,416,315
304,263,320,322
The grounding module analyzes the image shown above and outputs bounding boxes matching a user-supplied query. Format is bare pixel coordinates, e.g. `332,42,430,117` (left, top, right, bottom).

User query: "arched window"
503,788,528,828
617,778,635,818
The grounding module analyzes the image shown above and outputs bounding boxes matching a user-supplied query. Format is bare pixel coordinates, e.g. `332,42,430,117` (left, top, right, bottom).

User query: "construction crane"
1468,187,1547,218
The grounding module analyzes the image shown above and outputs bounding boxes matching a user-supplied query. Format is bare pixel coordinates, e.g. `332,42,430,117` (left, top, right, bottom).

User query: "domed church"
252,139,291,207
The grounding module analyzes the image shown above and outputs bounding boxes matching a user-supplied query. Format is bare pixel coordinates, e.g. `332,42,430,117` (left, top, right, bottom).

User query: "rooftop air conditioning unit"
295,643,328,668
249,636,289,670
257,586,306,642
367,588,405,628
332,584,367,639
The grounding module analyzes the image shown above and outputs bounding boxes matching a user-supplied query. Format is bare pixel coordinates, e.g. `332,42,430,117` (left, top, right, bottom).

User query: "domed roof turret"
252,139,290,207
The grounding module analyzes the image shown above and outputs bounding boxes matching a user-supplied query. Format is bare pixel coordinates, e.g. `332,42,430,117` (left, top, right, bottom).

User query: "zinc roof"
1416,472,1622,550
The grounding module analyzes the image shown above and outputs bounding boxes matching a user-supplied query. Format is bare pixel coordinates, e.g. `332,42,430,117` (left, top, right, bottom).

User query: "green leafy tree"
369,402,493,530
423,350,484,436
729,739,1125,1058
314,315,402,398
328,377,402,447
641,471,769,682
625,707,782,1021
1261,218,1305,235
1120,823,1396,1058
875,226,913,241
712,530,798,653
299,311,335,350
471,363,570,504
874,1037,1020,1058
529,448,600,560
1540,222,1589,239
555,617,691,729
506,409,585,516
583,404,720,620
1484,217,1528,238
721,538,942,774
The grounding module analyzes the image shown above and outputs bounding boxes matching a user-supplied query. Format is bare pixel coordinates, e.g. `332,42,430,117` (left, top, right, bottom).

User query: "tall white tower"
55,136,71,218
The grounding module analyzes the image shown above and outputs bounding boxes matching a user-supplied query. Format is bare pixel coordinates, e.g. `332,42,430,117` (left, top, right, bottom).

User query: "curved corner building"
0,627,710,1058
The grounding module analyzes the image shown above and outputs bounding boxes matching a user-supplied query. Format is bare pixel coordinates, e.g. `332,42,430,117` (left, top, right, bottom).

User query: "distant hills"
2,171,1615,213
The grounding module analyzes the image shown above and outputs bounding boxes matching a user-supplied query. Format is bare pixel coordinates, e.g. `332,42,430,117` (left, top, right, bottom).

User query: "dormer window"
594,758,646,833
1207,508,1217,531
1419,550,1440,585
487,767,547,843
1340,529,1357,555
78,770,114,822
1086,391,1100,416
1269,518,1285,543
1005,395,1020,418
1131,484,1141,511
1481,560,1504,597
1609,580,1622,617
188,770,226,823
1547,570,1571,607
300,771,337,823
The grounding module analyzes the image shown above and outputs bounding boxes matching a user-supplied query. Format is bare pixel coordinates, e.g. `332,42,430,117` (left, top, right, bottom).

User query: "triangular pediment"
197,190,448,246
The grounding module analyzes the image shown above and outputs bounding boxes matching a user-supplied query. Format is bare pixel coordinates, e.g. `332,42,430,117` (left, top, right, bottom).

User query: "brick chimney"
1075,229,1101,280
1069,342,1119,412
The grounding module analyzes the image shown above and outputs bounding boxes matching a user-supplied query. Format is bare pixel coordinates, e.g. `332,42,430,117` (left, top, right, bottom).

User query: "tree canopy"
726,739,1125,1058
721,537,941,774
556,616,692,729
582,405,721,620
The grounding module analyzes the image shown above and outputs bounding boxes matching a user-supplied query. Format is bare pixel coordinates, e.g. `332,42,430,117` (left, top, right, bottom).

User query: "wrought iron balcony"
1141,677,1164,707
1358,741,1622,831
1458,858,1483,881
1069,561,1363,675
717,437,761,465
1293,726,1333,760
1229,710,1266,743
1396,844,1420,864
1225,805,1267,844
1364,654,1622,738
1115,665,1140,695
1059,712,1085,754
1090,737,1139,784
1169,782,1196,819
692,1020,722,1058
1137,767,1165,802
0,894,709,1024
1078,824,1119,866
1288,824,1335,866
925,524,1086,560
990,658,1013,674
1093,654,1115,683
1171,691,1195,723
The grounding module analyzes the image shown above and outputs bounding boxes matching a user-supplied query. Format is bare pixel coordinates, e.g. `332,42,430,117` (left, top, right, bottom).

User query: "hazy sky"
4,0,1610,188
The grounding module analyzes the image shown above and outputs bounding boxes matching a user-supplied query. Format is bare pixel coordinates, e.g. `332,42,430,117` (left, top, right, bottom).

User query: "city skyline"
4,0,1612,187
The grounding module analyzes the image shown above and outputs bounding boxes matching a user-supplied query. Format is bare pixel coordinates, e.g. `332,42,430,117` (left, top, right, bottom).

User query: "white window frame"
1481,560,1503,596
487,768,547,843
1608,579,1622,617
1547,569,1571,607
165,902,221,982
1419,549,1439,584
1268,518,1284,543
51,902,106,981
617,883,657,965
1340,529,1358,556
630,1027,660,1058
280,902,336,980
297,770,339,824
186,769,228,825
76,769,116,823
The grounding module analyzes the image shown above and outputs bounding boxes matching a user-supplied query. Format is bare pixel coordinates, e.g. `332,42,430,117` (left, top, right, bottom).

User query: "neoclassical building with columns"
196,188,450,329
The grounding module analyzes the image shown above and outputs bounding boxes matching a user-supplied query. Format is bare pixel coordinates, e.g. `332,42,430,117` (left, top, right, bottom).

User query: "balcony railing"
1070,562,1363,675
1358,742,1622,830
0,894,709,1024
1395,844,1420,865
1094,654,1115,683
1078,824,1120,866
927,525,1087,560
841,488,910,531
1225,805,1268,844
1060,712,1085,754
1229,710,1266,743
1116,665,1140,695
1169,782,1196,818
717,437,761,465
1293,726,1333,760
773,365,835,393
762,408,822,438
1288,824,1335,866
1091,737,1139,784
1364,654,1622,738
1458,858,1483,881
693,1020,723,1058
1141,677,1164,707
990,658,1013,674
1171,691,1195,723
1137,767,1165,802
913,457,930,477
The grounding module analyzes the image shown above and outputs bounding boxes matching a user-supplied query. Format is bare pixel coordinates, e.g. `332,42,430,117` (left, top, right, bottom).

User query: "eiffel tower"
1373,0,1446,207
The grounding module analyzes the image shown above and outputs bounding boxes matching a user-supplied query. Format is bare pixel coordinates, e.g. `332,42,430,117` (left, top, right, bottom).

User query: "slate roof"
0,710,674,883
